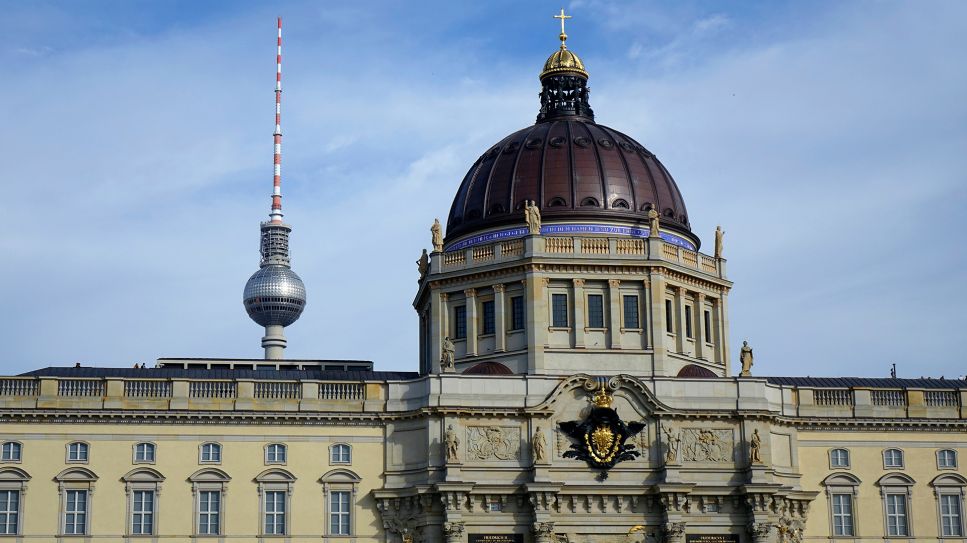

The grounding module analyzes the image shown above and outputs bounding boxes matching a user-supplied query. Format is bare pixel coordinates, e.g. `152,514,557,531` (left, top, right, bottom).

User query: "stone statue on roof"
648,207,660,238
714,225,724,259
431,219,443,252
740,341,754,377
525,200,542,235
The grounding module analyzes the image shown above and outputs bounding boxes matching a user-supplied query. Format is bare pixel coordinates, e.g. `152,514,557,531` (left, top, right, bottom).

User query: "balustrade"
0,379,38,396
814,389,853,406
124,380,172,398
319,382,364,401
189,381,237,399
871,389,906,407
924,390,959,407
58,380,104,397
255,381,302,399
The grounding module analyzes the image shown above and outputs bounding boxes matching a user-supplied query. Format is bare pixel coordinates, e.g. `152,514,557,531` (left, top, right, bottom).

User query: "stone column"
608,279,622,349
719,291,732,373
749,522,775,543
674,286,686,355
694,292,706,360
572,279,586,349
432,292,449,373
532,522,555,543
648,270,668,375
464,289,477,357
493,284,506,352
524,276,547,373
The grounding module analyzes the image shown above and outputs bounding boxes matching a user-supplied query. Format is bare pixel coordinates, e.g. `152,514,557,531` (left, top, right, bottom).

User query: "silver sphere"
243,265,307,327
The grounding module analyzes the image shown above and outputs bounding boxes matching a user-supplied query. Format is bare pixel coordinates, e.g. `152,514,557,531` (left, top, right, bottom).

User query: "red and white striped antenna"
270,16,284,223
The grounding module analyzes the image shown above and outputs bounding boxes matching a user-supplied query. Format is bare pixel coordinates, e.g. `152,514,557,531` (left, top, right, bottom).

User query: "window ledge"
548,327,571,332
479,333,495,339
584,327,607,332
620,328,642,333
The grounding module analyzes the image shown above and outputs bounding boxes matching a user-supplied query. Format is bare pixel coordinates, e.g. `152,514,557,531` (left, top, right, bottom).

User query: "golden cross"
554,8,572,37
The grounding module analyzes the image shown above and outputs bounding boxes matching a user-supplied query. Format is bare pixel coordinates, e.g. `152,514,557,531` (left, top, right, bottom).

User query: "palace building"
0,13,964,543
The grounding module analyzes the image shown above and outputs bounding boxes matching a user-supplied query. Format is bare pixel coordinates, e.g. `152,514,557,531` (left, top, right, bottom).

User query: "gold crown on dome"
540,8,589,79
591,383,614,408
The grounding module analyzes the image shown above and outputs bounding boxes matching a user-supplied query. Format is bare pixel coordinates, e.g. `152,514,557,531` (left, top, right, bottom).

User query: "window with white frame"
255,469,294,537
0,443,21,463
940,494,964,537
265,443,286,464
122,468,163,537
830,493,854,536
134,442,155,463
878,473,915,538
131,489,154,535
330,444,351,465
0,468,29,536
189,468,229,536
829,448,850,468
263,490,286,535
321,469,360,537
883,448,904,468
330,490,351,535
823,473,860,539
199,443,221,464
938,449,958,469
0,490,19,535
67,442,89,463
55,467,97,537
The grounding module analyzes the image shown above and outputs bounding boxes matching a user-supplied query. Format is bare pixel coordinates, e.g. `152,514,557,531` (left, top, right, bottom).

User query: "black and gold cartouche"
558,383,645,479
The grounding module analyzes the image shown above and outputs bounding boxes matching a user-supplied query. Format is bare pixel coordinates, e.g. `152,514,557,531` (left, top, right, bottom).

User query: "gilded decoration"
558,382,645,479
466,426,520,461
681,428,734,463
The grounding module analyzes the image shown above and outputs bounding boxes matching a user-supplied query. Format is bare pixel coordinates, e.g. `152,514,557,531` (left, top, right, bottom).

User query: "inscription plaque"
469,535,524,543
686,536,739,543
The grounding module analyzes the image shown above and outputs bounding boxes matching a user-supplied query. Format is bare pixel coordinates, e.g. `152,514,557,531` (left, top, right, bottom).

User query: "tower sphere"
243,265,306,327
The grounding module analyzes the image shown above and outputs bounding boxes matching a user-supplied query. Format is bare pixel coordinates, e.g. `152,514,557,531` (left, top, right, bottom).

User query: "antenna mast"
270,16,284,223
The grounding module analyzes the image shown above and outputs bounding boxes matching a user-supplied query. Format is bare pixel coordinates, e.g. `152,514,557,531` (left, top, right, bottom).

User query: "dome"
463,361,514,375
243,265,307,327
444,32,696,249
445,120,695,247
676,364,719,378
541,48,588,79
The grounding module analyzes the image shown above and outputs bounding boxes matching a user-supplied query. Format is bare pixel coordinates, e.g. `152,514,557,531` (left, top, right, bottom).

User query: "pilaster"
648,270,668,375
694,292,706,360
572,279,586,349
464,289,477,357
608,279,622,349
674,286,686,355
432,292,449,373
493,284,506,353
524,276,546,373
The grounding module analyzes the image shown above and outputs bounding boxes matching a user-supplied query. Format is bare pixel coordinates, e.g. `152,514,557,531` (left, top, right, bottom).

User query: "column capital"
463,288,476,298
696,291,706,302
493,283,505,293
440,292,449,302
572,279,585,287
673,285,686,295
608,279,621,288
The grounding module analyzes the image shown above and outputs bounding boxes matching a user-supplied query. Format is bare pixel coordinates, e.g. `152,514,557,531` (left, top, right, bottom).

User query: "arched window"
265,444,287,465
199,443,221,464
121,468,164,536
931,473,967,537
133,443,156,464
0,468,30,536
255,469,296,536
66,442,89,463
54,467,98,536
189,469,230,537
829,448,850,468
1,442,21,463
330,444,351,465
877,473,916,537
822,473,860,537
938,449,958,469
320,469,361,537
883,448,904,468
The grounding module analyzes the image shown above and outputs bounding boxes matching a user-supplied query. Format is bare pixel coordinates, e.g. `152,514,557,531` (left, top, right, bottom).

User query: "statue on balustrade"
740,341,754,377
714,225,725,259
524,200,542,235
648,207,660,238
431,218,443,252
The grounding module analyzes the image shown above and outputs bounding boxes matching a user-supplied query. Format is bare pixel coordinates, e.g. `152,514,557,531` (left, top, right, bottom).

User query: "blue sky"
1,1,965,378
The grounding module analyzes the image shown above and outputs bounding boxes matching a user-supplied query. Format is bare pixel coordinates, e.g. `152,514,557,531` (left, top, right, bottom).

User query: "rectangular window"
135,443,155,463
623,295,639,329
198,491,220,535
684,305,693,338
266,444,286,463
665,299,673,333
68,443,88,462
938,449,958,468
264,490,286,535
64,489,87,535
1,443,21,462
703,310,711,341
552,294,568,327
830,449,850,468
132,490,154,535
884,449,904,468
587,294,604,328
886,493,909,536
330,490,351,536
941,494,963,537
831,493,854,536
0,490,19,535
482,300,495,335
510,296,525,330
454,306,467,339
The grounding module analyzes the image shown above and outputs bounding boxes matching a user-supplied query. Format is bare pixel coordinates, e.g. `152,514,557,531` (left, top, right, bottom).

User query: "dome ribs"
505,124,539,220
587,124,633,212
448,156,483,226
602,126,638,213
463,138,504,224
483,132,524,218
570,121,604,212
513,123,551,214
542,121,570,210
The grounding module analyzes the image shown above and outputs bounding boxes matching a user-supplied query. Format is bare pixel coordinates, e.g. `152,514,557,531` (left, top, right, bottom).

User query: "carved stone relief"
681,428,734,463
466,426,521,461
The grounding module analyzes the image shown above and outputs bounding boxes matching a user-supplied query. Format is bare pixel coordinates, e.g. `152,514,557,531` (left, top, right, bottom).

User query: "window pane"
552,294,568,327
684,305,693,338
264,491,285,535
831,494,854,536
0,491,18,535
65,490,87,535
482,301,495,335
886,494,908,536
511,296,525,330
132,490,154,535
942,495,963,536
703,310,711,340
330,491,351,535
665,300,673,333
587,295,604,328
454,306,467,339
623,296,639,329
199,491,220,535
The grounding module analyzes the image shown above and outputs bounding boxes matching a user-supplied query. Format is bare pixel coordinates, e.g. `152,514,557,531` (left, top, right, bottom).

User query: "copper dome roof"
445,120,695,246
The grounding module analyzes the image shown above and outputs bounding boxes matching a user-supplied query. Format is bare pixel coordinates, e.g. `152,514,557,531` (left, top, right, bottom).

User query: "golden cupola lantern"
540,9,589,79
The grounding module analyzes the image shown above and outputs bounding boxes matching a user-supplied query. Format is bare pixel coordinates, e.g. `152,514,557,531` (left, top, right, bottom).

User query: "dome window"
580,197,600,207
549,136,566,148
611,199,629,209
597,139,614,149
547,197,567,208
524,138,543,149
574,136,591,148
663,208,675,218
640,202,654,212
488,204,506,216
502,141,520,154
619,142,635,152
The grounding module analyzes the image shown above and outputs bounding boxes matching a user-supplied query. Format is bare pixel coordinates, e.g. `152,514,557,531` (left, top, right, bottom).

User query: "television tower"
243,18,307,359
